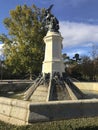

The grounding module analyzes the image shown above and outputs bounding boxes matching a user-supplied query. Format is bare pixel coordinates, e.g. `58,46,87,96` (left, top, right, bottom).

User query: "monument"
42,4,65,76
1,5,98,126
24,5,84,102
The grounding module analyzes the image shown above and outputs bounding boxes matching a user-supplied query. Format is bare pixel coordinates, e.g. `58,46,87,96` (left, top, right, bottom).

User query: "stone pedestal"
42,31,65,76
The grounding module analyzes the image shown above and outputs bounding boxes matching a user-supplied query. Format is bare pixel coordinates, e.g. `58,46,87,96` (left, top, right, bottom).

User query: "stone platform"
1,97,98,125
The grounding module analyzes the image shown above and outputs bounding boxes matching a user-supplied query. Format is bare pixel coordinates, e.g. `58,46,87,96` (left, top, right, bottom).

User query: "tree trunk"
29,71,32,80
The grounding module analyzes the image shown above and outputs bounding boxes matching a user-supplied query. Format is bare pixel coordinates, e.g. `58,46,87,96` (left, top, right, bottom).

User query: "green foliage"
63,52,98,81
0,4,46,79
81,56,98,81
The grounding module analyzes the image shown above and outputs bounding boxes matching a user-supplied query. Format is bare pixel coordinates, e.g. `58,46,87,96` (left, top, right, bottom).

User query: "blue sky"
0,0,98,57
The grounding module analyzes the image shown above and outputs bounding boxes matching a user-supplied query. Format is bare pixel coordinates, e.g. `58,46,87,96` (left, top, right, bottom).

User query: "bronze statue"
44,5,59,32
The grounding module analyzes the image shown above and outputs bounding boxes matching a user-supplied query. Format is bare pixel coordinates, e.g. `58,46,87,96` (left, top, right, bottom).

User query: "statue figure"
44,5,59,32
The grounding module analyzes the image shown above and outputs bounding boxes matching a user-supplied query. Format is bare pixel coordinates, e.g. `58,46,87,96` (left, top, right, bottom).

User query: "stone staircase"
30,85,48,102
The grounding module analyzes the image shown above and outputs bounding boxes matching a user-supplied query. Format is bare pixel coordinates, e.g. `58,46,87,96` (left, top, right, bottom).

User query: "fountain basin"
0,97,98,125
0,81,98,125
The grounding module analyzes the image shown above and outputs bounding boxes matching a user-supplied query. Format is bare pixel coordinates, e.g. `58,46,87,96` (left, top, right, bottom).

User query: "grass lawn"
1,117,98,130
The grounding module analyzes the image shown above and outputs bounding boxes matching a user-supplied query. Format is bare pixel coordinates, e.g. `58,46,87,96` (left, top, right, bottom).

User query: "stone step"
30,95,47,101
36,86,48,92
33,91,47,96
30,85,48,102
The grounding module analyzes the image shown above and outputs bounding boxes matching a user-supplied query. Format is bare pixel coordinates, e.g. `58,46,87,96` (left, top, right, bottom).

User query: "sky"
0,0,98,58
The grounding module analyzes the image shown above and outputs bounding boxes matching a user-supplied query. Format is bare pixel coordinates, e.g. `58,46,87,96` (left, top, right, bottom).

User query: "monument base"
42,59,64,76
42,31,65,76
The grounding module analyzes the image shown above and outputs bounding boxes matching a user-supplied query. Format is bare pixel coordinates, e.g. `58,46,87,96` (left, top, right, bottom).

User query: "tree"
90,44,98,81
62,49,98,81
0,5,46,79
62,53,78,76
73,53,81,62
80,56,91,80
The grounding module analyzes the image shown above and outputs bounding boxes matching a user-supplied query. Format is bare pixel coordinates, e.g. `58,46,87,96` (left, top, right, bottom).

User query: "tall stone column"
42,31,65,76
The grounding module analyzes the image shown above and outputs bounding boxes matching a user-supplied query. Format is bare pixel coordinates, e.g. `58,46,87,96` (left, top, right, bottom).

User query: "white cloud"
60,21,98,48
0,44,3,56
1,21,98,58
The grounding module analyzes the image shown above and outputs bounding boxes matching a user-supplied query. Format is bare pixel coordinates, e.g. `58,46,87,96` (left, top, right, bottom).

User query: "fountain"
23,4,85,102
0,5,98,125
